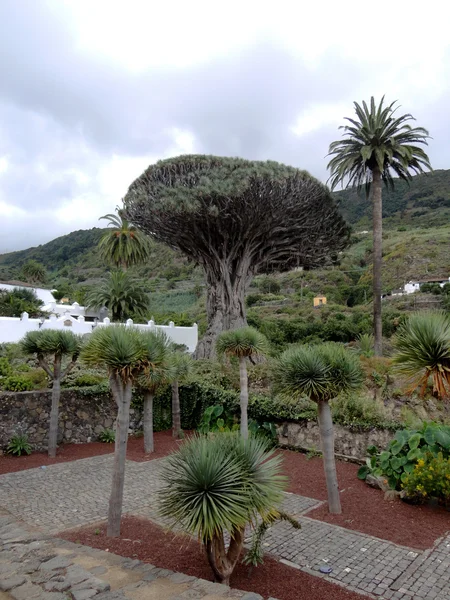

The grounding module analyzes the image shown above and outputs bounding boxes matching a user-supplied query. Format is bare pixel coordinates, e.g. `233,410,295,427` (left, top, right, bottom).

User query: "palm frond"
216,327,269,358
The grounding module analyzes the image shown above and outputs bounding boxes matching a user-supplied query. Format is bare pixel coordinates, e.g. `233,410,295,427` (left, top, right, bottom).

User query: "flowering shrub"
402,452,450,505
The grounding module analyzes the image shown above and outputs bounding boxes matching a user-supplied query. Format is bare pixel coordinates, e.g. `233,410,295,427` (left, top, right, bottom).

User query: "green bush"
401,452,450,505
98,428,115,443
25,369,48,389
7,434,32,456
358,422,450,490
331,393,397,431
71,373,106,387
2,375,34,392
0,357,12,377
246,293,263,307
198,404,238,433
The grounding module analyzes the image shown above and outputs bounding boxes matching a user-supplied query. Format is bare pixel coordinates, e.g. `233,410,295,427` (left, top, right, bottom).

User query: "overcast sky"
1,0,449,253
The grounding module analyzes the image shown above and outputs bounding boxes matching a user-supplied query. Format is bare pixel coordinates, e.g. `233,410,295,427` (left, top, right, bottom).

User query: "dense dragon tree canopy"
123,155,350,274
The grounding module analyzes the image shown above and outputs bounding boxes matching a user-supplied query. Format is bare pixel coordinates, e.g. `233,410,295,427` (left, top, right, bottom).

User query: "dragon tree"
124,155,349,358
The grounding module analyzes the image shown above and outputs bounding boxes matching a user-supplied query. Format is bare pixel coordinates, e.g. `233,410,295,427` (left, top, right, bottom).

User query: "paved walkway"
0,508,268,600
0,455,449,599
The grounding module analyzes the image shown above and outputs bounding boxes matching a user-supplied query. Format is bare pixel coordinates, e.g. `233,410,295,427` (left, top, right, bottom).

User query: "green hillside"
335,169,450,228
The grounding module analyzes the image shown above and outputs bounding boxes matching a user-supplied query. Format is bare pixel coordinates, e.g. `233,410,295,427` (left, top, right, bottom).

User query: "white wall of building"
0,313,198,352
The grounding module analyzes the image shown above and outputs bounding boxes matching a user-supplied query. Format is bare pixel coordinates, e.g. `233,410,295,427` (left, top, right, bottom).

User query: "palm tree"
138,331,173,453
393,311,450,399
169,351,193,438
98,206,152,270
21,330,82,457
82,325,146,536
216,327,269,439
272,343,363,514
159,433,288,584
20,259,47,284
86,270,149,322
327,97,431,356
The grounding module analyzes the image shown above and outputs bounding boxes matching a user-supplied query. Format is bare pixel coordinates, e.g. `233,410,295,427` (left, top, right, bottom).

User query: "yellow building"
313,295,327,307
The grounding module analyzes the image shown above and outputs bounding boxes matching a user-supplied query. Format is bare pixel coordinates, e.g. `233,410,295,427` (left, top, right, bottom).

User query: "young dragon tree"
159,433,295,585
138,330,173,453
21,329,82,458
123,155,350,358
82,325,146,536
272,343,363,514
216,326,269,439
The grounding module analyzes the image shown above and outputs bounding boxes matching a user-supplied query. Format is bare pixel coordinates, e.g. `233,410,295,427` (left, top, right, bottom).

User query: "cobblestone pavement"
1,455,449,599
0,508,271,600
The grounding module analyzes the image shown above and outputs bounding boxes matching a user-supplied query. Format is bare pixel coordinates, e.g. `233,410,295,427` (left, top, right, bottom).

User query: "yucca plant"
272,343,363,514
159,433,289,584
393,311,450,400
137,330,174,453
216,327,269,439
21,329,82,458
82,325,147,536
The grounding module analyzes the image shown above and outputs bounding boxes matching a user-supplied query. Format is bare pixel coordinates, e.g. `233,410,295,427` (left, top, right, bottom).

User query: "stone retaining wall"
277,420,396,460
0,389,143,450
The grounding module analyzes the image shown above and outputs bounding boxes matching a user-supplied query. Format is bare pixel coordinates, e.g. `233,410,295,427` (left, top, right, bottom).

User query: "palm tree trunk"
205,527,244,585
48,355,61,458
372,167,383,356
317,399,341,514
108,376,132,537
172,381,181,438
239,356,249,439
143,391,154,453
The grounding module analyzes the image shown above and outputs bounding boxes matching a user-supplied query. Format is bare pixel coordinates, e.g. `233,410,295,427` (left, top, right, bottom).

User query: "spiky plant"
272,343,363,514
21,330,82,457
86,270,149,322
137,330,173,453
216,327,269,438
328,97,431,356
159,432,289,584
82,325,147,536
393,311,450,399
98,206,152,270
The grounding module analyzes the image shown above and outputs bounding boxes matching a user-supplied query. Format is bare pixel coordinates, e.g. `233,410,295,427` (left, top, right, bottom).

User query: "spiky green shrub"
393,311,450,399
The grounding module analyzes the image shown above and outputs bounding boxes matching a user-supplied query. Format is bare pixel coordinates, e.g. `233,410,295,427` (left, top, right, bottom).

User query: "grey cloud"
0,1,449,253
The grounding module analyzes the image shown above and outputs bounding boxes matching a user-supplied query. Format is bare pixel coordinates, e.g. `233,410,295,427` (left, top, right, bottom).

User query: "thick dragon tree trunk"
48,356,61,458
195,263,251,359
372,167,383,356
205,527,244,585
239,356,249,439
108,375,133,537
172,381,181,438
317,399,341,514
143,391,154,453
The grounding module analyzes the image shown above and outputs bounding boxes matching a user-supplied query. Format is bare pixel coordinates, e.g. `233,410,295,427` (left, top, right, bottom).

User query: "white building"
0,281,56,304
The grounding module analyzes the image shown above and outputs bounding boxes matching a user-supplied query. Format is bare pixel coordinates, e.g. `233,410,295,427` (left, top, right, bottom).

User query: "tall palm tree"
86,270,149,322
216,327,269,439
272,343,363,514
169,351,193,438
138,330,173,453
393,311,450,400
98,206,152,270
159,433,288,584
21,330,82,457
82,325,147,536
327,97,431,356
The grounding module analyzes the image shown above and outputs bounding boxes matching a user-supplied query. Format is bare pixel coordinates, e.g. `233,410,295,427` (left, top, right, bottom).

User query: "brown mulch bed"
60,515,370,600
282,449,450,550
0,430,184,475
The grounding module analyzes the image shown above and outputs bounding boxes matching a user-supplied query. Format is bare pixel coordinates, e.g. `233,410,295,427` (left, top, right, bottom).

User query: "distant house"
313,295,327,307
383,276,450,299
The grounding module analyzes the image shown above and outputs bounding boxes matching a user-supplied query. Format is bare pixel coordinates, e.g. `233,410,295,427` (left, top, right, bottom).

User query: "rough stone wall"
0,390,143,450
277,420,396,460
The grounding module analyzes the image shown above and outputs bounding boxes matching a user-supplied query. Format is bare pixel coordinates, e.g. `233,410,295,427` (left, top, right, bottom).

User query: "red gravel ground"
282,450,450,550
60,515,370,600
0,430,184,475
